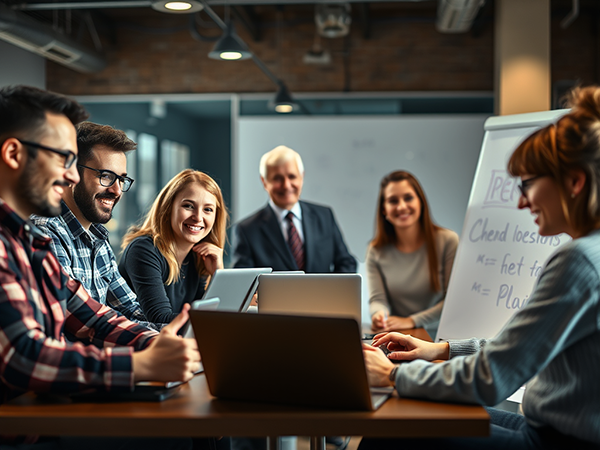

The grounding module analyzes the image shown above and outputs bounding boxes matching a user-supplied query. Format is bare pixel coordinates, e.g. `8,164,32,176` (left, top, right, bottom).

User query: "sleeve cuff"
448,338,484,358
103,346,135,392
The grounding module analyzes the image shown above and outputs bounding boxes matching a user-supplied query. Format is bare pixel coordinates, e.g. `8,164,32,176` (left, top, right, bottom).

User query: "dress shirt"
31,202,156,330
268,199,304,243
0,198,156,412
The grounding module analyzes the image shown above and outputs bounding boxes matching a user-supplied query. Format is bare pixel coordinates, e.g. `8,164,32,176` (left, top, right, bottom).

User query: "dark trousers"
357,408,599,450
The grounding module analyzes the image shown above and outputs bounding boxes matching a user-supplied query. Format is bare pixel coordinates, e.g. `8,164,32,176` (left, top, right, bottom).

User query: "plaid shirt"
0,198,157,409
31,202,158,330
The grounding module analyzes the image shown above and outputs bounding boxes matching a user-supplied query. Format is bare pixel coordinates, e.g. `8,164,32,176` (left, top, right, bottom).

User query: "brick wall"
46,4,596,96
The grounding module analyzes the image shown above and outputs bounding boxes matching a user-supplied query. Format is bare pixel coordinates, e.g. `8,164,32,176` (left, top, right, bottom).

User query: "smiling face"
72,146,126,225
382,180,422,233
18,112,80,218
518,174,570,236
261,159,303,211
170,182,217,250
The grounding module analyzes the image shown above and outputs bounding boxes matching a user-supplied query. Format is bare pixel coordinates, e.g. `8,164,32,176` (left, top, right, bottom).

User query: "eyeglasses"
77,164,135,192
18,139,78,169
517,175,546,197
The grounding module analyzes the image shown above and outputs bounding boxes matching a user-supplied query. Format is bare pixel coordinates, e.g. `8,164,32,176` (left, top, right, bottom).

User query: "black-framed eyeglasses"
18,139,78,169
517,175,546,197
77,164,135,192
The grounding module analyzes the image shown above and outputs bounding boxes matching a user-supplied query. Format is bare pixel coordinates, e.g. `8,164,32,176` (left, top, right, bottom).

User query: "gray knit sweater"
366,228,458,336
392,230,600,444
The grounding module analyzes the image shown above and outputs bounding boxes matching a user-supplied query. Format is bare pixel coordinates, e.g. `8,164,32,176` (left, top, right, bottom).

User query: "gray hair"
259,145,305,179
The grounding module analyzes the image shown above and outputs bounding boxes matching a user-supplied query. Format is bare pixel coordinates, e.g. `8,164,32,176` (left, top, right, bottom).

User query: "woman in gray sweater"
361,86,600,449
367,171,458,338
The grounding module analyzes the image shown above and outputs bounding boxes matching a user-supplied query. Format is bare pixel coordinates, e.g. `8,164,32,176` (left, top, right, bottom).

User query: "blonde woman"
120,169,228,324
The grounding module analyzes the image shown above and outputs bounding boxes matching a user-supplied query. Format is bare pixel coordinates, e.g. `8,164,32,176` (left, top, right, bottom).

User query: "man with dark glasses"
0,86,196,449
32,122,157,329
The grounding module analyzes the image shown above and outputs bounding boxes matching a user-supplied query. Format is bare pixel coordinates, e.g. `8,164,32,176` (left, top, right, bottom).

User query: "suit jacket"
232,201,357,273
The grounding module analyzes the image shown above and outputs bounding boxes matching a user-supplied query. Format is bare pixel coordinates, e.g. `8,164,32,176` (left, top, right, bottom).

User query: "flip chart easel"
437,109,570,343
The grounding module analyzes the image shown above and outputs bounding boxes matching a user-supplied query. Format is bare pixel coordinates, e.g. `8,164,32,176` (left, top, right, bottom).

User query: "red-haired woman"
361,86,600,449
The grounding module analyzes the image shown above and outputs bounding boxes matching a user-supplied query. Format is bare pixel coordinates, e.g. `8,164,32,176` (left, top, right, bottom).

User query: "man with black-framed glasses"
0,86,196,450
32,121,159,330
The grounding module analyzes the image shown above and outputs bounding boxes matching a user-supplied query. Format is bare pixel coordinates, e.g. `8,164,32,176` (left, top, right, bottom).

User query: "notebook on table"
189,310,392,411
203,268,273,312
257,273,362,323
68,382,182,402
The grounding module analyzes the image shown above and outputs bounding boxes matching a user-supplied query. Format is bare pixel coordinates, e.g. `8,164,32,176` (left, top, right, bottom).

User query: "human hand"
371,310,388,330
372,314,415,332
132,304,201,383
192,242,224,275
249,293,258,306
362,344,395,387
382,316,415,331
371,332,449,362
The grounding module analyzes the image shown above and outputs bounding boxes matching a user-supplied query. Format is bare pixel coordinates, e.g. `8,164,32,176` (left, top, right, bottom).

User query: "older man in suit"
233,145,356,273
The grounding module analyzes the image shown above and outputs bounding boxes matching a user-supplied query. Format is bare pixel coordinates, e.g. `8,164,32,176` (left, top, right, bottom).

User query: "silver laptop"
203,268,272,312
182,297,221,339
257,273,362,323
190,310,392,410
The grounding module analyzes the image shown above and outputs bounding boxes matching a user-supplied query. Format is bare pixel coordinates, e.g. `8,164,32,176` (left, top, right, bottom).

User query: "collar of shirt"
59,201,109,242
0,198,51,247
268,199,304,242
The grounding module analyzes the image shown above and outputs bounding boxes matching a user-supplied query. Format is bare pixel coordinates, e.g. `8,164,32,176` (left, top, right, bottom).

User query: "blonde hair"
259,145,304,179
122,169,228,285
508,86,600,237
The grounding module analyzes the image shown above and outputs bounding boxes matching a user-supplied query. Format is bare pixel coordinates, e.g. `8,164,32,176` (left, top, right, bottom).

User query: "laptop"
257,273,362,323
202,268,273,312
189,310,392,410
182,297,221,338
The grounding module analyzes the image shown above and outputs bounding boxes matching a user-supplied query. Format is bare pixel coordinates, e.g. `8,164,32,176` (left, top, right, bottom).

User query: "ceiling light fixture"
208,23,251,60
151,0,204,14
272,83,298,114
315,3,352,38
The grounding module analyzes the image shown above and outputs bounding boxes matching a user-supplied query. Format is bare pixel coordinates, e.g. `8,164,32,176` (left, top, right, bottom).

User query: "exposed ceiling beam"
13,0,431,11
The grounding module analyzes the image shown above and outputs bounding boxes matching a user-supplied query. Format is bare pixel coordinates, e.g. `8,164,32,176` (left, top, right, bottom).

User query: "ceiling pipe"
199,0,307,113
436,0,485,33
560,0,579,29
13,1,154,10
0,3,106,72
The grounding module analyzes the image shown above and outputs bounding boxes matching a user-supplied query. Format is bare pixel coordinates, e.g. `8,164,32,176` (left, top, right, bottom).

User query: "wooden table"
0,327,489,446
0,375,488,439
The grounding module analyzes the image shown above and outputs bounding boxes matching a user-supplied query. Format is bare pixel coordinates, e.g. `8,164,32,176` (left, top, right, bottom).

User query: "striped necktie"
286,212,305,270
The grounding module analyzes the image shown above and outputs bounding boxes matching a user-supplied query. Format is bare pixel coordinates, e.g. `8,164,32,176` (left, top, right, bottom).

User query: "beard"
18,158,64,217
73,182,120,224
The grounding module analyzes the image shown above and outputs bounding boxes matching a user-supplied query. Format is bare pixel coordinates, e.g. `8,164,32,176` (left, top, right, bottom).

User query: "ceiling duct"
0,4,106,73
315,3,351,39
436,0,484,33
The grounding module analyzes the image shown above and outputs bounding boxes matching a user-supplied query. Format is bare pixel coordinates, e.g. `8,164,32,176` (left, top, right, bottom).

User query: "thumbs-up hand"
132,304,201,383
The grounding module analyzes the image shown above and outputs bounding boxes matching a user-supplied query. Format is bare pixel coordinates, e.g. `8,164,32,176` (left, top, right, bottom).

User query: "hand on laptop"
132,304,201,383
371,333,450,362
362,344,395,387
193,242,224,275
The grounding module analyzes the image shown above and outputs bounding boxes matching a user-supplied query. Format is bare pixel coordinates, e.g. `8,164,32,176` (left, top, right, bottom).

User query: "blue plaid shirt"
31,202,158,330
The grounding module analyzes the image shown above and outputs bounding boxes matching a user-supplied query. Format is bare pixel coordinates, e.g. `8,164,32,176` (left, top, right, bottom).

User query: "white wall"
235,115,489,263
0,41,46,88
